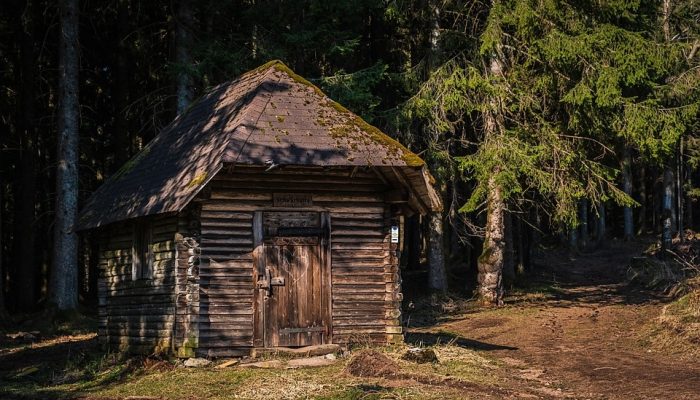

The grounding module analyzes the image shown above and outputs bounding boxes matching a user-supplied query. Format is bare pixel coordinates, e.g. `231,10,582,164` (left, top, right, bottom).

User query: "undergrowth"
629,232,700,357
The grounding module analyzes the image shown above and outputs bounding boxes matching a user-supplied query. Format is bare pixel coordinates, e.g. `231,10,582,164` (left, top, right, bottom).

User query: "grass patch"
0,330,500,400
652,289,700,353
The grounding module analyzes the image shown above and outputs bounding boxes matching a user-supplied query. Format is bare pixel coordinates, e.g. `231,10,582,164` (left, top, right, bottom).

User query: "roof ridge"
223,66,283,166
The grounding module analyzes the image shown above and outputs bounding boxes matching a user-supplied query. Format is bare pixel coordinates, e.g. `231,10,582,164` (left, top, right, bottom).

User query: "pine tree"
404,0,698,302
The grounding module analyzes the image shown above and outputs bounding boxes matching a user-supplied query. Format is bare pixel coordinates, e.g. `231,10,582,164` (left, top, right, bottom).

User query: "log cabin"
76,61,441,358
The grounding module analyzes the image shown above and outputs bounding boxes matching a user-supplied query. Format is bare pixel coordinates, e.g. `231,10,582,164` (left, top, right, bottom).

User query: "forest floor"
1,239,699,399
405,239,700,400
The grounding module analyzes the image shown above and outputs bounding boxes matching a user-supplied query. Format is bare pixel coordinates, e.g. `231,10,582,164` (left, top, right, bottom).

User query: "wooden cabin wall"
195,166,402,357
97,214,178,354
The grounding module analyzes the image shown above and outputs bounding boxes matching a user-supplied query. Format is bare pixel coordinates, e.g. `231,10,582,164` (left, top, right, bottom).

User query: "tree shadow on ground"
0,334,154,400
405,331,518,351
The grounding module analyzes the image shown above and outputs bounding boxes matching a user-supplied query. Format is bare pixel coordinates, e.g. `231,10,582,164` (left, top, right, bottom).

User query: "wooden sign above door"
273,193,313,208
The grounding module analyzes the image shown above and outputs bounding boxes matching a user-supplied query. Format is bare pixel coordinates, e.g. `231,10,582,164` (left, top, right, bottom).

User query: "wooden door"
253,211,330,348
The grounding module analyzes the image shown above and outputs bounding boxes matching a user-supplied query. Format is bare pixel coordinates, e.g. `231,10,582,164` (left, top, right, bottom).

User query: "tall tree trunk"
174,0,193,114
622,147,634,240
596,201,606,244
502,211,515,285
568,226,578,251
427,212,447,292
687,172,693,230
661,0,676,254
662,167,674,257
425,0,447,292
638,165,647,234
51,0,80,310
515,215,526,276
579,199,588,249
478,175,505,304
671,173,678,233
0,175,7,321
477,12,507,304
14,1,38,312
677,140,683,241
112,0,130,169
653,167,661,233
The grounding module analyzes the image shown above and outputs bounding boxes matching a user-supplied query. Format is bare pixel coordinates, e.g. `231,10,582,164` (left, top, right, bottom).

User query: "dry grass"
632,234,700,359
647,286,700,358
0,331,501,400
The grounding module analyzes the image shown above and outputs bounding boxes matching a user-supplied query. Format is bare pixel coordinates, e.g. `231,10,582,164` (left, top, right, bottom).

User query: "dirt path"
414,242,700,400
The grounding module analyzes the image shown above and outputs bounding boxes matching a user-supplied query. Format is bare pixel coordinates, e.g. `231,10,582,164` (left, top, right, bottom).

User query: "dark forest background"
0,0,698,314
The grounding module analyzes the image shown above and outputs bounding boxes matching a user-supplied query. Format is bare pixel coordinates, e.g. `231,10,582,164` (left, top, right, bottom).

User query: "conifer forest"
0,1,699,399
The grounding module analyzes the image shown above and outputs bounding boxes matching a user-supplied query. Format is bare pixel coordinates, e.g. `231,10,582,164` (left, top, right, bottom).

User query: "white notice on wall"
391,225,399,243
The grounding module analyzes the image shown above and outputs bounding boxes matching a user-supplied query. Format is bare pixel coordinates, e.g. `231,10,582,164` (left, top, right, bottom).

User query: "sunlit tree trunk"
478,174,505,304
51,0,80,310
477,5,507,304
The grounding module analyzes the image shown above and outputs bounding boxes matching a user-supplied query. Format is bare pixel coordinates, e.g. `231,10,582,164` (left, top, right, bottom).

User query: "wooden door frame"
252,210,332,348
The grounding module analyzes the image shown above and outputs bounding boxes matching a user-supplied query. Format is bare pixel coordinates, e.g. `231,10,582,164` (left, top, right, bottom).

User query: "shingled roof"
77,61,440,230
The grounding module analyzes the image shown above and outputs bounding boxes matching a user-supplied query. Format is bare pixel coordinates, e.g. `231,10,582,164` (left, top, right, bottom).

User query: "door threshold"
252,344,341,359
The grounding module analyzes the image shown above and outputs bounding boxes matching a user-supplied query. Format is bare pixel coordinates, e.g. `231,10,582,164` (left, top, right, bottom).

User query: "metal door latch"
256,268,285,297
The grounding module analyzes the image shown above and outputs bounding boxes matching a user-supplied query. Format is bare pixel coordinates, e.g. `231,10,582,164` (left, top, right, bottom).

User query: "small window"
132,220,153,280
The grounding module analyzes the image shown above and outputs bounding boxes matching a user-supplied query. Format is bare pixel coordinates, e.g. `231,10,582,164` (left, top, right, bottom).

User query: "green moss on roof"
243,60,326,98
325,99,424,167
187,172,208,188
250,60,426,167
269,61,326,97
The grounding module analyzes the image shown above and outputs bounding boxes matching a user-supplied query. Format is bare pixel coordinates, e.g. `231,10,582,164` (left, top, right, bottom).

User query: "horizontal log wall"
97,214,178,354
197,166,402,357
331,209,402,344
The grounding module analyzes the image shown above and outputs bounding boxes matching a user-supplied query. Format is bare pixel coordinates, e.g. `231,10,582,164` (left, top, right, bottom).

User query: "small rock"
287,355,336,369
183,357,211,368
324,353,336,360
238,360,284,369
401,347,438,364
215,359,240,369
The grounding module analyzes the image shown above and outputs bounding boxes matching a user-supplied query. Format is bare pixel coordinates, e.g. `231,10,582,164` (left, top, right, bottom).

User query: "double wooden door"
253,211,330,348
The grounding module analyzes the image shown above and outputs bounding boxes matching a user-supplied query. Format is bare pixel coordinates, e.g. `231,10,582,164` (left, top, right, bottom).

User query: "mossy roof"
77,61,437,230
